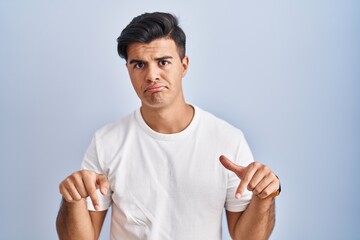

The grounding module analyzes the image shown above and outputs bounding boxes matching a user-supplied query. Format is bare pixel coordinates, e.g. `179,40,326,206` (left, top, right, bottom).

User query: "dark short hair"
117,12,186,61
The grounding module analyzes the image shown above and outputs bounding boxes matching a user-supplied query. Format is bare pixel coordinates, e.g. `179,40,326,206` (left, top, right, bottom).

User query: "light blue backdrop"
1,1,359,239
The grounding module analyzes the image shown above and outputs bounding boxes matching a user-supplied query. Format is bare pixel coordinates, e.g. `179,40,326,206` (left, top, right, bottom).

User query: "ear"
181,56,189,77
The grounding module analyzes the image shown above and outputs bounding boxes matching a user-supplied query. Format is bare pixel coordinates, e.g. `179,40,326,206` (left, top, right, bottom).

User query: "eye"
159,60,170,66
134,62,145,69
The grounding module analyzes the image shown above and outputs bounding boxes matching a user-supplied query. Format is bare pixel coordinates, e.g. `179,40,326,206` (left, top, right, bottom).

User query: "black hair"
117,12,186,61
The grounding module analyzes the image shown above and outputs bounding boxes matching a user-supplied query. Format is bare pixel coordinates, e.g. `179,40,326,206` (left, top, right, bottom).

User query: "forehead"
127,38,178,60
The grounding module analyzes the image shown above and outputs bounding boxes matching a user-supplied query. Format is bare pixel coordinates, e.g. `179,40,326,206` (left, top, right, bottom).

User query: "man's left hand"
219,155,280,200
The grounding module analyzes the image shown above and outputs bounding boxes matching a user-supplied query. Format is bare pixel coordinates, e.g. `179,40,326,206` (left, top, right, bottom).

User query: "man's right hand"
59,170,109,211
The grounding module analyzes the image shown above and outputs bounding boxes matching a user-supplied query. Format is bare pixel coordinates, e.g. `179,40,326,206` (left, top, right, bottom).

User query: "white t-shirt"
81,105,254,240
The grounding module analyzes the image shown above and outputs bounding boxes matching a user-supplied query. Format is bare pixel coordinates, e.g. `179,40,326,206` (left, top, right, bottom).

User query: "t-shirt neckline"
135,105,200,141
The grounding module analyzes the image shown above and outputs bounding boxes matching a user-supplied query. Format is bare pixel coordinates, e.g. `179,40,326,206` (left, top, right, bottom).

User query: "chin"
142,100,167,109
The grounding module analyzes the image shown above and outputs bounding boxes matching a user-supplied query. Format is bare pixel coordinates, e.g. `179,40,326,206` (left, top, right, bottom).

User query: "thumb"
96,174,110,196
219,155,245,177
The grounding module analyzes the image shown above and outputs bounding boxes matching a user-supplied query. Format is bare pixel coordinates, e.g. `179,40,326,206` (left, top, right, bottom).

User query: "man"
56,12,280,240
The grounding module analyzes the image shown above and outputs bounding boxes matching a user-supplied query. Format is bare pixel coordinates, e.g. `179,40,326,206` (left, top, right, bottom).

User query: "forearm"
234,196,275,240
56,198,95,240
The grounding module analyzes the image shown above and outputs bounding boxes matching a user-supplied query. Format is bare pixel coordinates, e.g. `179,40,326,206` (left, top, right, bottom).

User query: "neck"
140,103,194,134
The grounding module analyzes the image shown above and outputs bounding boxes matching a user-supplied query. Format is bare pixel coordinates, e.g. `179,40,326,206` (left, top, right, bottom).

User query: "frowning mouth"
144,84,167,93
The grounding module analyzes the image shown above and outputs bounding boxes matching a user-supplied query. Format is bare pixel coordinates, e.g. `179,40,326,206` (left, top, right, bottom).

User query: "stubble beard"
144,92,166,108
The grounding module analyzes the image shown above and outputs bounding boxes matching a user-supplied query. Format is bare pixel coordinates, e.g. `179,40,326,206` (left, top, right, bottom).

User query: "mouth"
144,84,167,93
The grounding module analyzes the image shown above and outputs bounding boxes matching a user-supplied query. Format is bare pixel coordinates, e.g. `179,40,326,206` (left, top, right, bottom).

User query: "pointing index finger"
83,175,100,210
219,155,245,176
96,174,110,196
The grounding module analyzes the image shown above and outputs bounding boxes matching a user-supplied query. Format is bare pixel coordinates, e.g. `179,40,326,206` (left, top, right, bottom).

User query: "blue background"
1,1,359,239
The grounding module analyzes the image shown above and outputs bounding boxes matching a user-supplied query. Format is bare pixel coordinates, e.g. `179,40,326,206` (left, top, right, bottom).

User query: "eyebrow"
128,59,142,65
155,56,173,61
128,56,173,65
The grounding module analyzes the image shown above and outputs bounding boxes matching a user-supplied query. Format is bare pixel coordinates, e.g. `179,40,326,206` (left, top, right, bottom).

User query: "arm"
56,170,110,240
56,199,107,240
226,196,275,240
220,156,280,240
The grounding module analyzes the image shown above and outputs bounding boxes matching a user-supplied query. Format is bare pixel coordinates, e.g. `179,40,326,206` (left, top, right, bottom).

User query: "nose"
144,63,160,83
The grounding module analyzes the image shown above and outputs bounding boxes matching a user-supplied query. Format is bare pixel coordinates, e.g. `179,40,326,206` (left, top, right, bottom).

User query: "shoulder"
195,106,245,138
194,106,253,165
93,110,138,142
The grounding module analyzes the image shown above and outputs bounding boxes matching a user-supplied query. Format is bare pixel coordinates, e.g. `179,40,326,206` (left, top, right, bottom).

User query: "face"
126,38,189,110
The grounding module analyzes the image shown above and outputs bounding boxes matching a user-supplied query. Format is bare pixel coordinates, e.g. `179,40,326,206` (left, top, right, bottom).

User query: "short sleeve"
225,135,254,212
81,136,112,211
